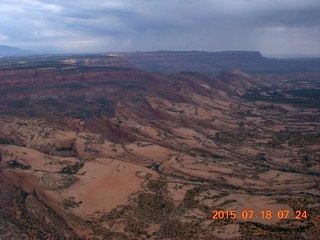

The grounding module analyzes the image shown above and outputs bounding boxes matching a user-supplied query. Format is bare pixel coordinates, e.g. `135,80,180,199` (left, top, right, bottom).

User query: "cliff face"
109,51,320,75
117,51,266,75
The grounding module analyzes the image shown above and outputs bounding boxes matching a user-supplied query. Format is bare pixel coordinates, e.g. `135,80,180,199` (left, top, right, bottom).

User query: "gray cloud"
0,0,319,56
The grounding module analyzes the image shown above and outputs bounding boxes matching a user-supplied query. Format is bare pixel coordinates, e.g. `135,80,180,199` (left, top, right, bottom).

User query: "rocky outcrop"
1,56,319,239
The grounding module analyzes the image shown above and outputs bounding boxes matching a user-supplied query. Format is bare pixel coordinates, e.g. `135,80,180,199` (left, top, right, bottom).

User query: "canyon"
0,52,319,239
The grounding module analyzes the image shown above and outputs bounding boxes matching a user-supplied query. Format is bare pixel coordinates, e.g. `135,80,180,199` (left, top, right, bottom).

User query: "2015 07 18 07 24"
212,210,308,220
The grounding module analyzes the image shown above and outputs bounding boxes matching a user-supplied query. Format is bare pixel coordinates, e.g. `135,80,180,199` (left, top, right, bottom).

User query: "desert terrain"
0,52,319,239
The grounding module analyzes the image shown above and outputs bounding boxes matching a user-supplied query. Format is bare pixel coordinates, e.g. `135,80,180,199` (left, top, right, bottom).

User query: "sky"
0,0,319,56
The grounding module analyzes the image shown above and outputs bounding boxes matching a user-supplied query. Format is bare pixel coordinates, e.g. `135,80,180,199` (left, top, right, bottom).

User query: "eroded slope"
0,66,319,239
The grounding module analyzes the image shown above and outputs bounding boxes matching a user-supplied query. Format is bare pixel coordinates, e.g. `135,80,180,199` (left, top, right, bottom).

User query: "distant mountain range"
113,50,320,75
1,46,320,75
0,45,32,57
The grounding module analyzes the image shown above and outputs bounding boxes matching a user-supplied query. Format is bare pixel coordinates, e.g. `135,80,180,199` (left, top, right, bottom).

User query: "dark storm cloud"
0,0,319,56
243,5,320,28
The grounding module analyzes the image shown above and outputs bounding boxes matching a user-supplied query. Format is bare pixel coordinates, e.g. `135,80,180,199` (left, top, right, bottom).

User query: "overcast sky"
0,0,319,56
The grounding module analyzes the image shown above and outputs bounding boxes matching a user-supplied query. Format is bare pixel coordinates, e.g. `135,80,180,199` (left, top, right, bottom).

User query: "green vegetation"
5,160,31,170
178,187,203,211
133,192,173,223
58,162,84,174
60,197,82,209
159,219,204,239
124,217,148,236
0,138,12,144
146,179,167,192
243,87,320,108
275,131,320,146
240,220,312,239
213,131,248,144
